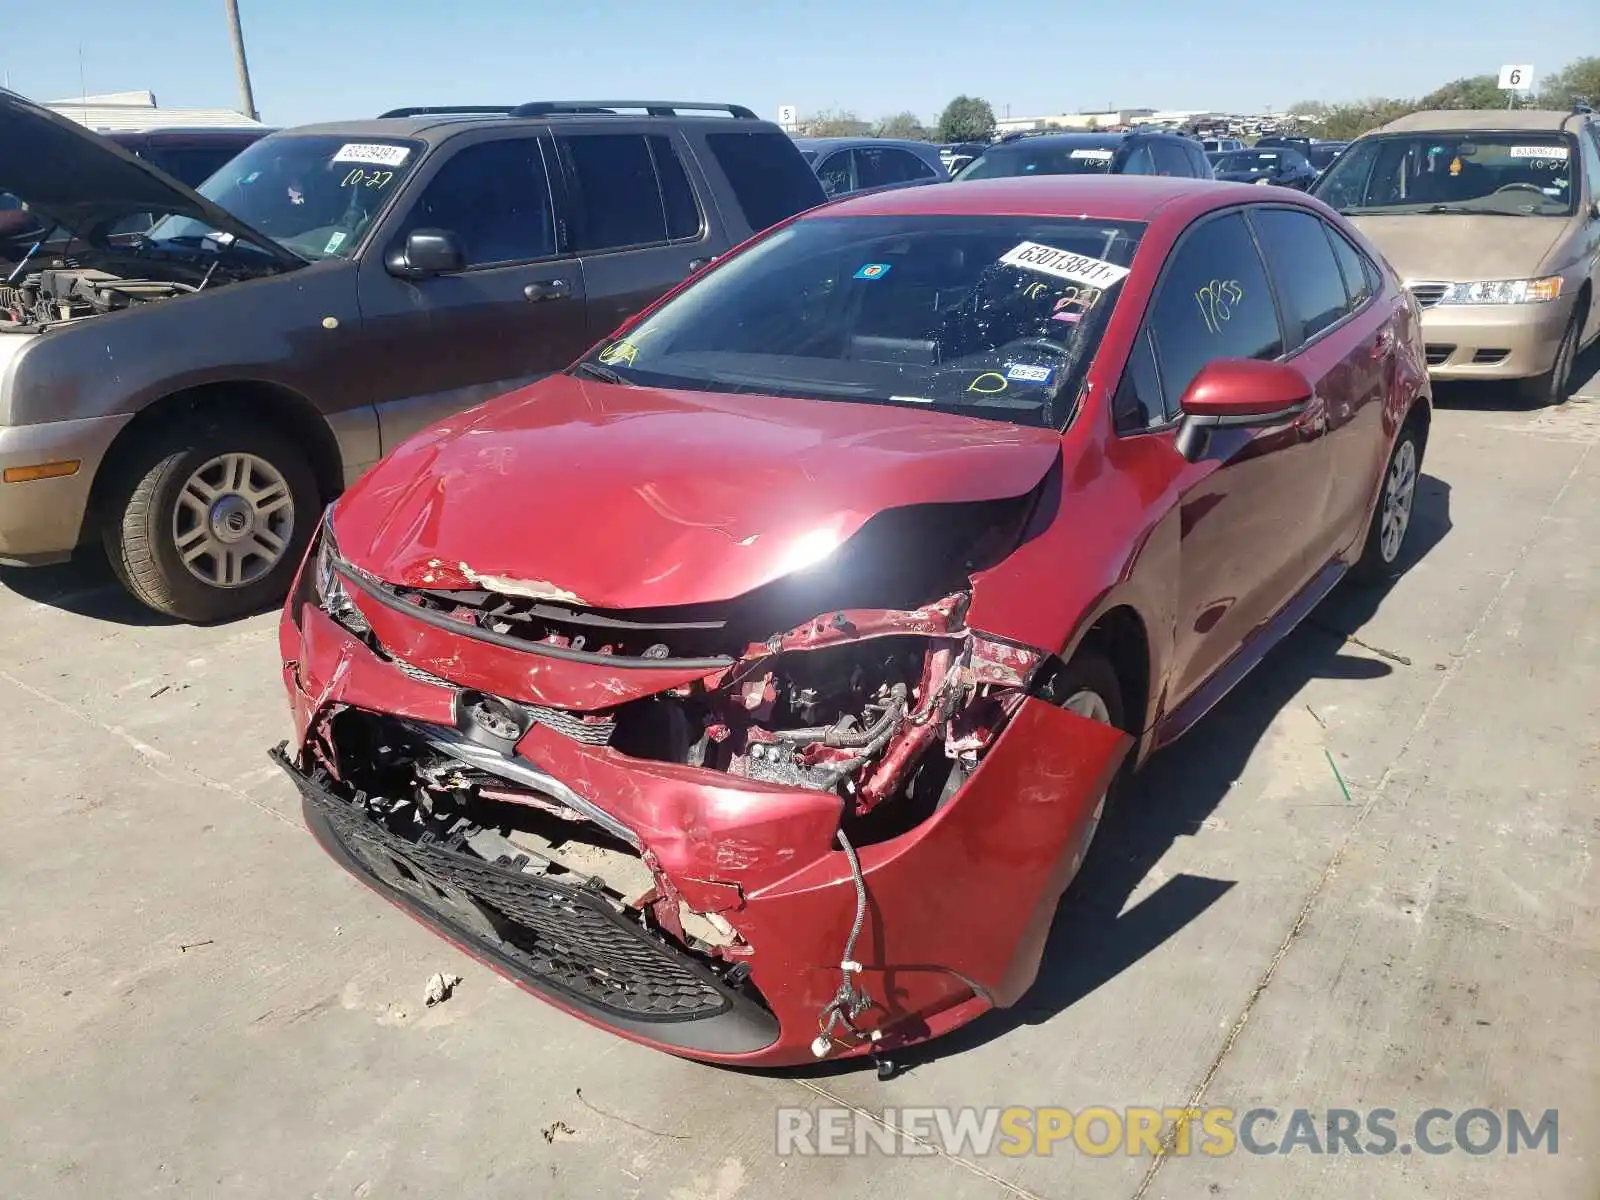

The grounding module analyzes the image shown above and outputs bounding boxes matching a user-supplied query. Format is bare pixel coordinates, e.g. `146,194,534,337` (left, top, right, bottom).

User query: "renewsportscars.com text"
774,1106,1559,1158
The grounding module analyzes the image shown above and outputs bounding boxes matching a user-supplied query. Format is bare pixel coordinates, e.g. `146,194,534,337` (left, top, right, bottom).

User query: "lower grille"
1408,282,1449,309
1424,343,1456,366
275,748,733,1022
1472,348,1510,365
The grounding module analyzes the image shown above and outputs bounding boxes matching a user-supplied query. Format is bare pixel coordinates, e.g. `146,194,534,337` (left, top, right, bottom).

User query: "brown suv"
0,94,826,620
1313,105,1600,403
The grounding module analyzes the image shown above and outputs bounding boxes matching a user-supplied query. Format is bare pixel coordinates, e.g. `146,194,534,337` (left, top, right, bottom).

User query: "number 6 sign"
1498,64,1533,91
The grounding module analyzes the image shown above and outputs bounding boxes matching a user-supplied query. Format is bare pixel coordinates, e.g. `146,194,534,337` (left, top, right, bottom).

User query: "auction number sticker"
1069,149,1114,161
332,143,412,166
999,241,1130,288
1509,145,1567,159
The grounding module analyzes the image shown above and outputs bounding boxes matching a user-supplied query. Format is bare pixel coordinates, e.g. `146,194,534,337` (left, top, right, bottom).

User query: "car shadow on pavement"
847,472,1455,1077
0,551,184,627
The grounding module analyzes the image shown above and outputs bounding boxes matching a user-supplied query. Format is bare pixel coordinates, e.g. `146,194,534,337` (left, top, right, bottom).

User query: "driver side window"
394,137,556,269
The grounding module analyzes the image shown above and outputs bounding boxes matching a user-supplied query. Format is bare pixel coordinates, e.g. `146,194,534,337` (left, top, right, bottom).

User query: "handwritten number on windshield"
340,168,396,189
1195,280,1244,335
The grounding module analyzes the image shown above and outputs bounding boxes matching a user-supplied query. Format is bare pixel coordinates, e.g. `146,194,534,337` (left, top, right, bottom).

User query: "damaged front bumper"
275,533,1130,1068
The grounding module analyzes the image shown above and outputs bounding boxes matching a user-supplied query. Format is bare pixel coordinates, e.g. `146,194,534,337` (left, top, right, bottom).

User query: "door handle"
524,279,571,302
687,257,714,275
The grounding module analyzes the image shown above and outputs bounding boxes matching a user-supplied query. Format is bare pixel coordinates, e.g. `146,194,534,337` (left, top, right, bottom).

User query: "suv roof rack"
509,100,758,119
378,105,519,118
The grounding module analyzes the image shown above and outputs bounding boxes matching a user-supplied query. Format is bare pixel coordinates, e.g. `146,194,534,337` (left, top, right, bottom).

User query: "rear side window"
1250,207,1350,345
650,135,702,240
704,130,826,231
1151,142,1191,177
558,133,693,252
1326,226,1374,309
1113,328,1169,431
1146,211,1282,405
1120,143,1156,175
816,151,853,198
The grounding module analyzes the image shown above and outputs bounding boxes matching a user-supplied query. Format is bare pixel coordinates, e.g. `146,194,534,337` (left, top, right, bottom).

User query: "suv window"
398,136,555,267
1151,141,1191,176
143,146,241,189
857,147,939,188
1120,143,1156,175
651,135,702,240
558,133,697,252
1146,210,1282,405
1325,225,1375,309
704,130,826,231
1249,207,1350,345
816,151,853,197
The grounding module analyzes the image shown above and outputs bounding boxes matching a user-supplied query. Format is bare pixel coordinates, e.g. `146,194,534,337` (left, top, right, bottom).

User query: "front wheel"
1518,304,1581,407
1037,651,1126,891
1351,423,1422,584
101,418,320,622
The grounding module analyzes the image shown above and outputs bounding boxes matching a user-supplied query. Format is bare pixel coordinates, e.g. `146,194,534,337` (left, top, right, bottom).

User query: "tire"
100,416,320,622
1037,649,1127,890
1518,303,1582,407
1351,421,1422,585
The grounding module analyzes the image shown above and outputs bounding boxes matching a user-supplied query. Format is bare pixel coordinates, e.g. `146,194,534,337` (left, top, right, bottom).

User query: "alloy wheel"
1378,439,1417,565
172,452,296,589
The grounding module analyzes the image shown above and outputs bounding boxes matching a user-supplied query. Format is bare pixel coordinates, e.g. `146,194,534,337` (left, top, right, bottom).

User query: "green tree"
1319,97,1418,141
936,96,996,142
876,111,930,140
800,108,872,137
1539,57,1600,107
1287,99,1329,118
1417,75,1505,110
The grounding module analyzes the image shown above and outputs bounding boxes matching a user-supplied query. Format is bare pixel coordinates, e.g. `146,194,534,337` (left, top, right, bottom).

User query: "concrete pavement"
1,354,1596,1199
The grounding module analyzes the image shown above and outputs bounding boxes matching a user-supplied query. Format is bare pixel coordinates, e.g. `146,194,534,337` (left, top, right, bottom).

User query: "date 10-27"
340,167,396,189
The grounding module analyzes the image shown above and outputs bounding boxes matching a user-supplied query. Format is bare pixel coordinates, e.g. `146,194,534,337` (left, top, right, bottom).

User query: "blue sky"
7,0,1594,128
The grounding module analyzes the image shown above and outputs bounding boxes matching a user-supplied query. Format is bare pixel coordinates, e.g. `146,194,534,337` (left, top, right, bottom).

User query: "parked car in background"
275,173,1429,1070
1211,147,1319,189
1313,105,1600,404
1306,140,1348,176
793,137,947,198
1202,137,1245,153
1256,135,1313,156
955,130,1214,180
106,127,271,189
938,140,989,175
0,92,826,620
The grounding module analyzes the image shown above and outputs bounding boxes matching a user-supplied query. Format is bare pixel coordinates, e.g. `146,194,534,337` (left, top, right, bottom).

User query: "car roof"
278,112,783,144
808,174,1274,222
991,132,1129,149
792,137,940,153
1376,109,1586,134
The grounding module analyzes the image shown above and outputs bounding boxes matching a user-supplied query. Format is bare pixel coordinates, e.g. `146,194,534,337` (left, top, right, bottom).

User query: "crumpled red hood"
331,375,1062,610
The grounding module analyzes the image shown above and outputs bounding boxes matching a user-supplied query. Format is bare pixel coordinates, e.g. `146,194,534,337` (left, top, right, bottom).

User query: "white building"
45,90,264,132
993,108,1155,134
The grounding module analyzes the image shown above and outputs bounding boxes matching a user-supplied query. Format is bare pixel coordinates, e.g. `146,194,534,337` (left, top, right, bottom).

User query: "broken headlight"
311,510,370,635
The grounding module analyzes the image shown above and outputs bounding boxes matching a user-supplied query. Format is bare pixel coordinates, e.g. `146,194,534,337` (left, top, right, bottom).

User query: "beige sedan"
1313,107,1600,403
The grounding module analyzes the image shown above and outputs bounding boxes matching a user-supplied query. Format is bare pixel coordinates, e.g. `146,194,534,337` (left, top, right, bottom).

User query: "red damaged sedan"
274,176,1430,1068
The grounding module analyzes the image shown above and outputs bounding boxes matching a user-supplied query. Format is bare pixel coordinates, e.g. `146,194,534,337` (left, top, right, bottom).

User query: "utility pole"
224,0,259,121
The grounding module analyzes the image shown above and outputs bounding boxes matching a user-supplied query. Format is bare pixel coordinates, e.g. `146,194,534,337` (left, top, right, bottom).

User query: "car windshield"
1216,150,1283,173
956,142,1118,179
147,134,423,259
1314,132,1576,216
576,213,1144,430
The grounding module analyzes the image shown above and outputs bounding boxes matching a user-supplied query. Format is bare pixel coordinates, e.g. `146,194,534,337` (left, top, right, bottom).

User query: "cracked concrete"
0,353,1596,1199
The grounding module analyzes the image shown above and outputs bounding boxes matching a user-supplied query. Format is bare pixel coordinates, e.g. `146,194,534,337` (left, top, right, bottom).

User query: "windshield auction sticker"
332,143,412,166
1000,242,1130,288
1509,145,1567,158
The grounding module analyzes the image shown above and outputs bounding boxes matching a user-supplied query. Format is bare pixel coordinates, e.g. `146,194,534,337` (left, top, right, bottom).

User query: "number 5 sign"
1498,64,1534,91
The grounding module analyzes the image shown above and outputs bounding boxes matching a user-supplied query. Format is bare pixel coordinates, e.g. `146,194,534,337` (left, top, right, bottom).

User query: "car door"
553,128,723,342
1579,125,1600,345
355,130,589,452
1134,209,1332,704
1251,206,1397,563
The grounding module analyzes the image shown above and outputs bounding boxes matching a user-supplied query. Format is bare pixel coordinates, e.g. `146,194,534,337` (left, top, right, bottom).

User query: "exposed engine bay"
1,265,198,331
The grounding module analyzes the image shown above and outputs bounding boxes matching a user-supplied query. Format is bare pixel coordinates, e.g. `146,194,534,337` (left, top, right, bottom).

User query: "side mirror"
385,228,464,279
1174,359,1312,461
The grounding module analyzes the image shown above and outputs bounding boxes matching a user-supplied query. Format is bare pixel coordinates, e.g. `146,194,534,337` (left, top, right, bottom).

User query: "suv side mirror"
1174,359,1312,461
386,228,464,279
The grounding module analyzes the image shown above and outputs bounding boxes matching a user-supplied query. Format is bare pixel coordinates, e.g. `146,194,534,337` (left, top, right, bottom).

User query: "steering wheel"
999,336,1073,357
1493,182,1548,196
